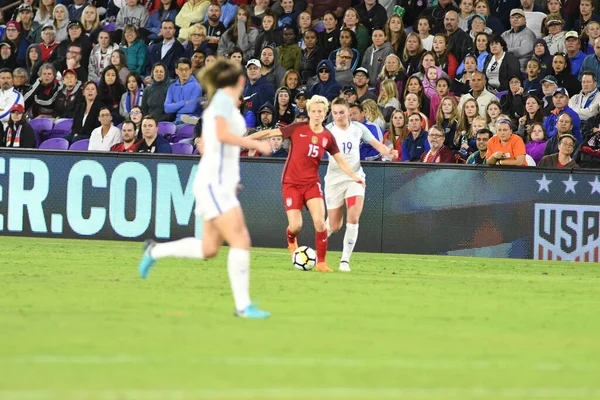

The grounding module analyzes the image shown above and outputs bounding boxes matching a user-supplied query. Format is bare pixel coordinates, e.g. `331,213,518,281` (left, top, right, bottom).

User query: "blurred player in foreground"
248,95,365,272
325,97,398,271
138,58,272,318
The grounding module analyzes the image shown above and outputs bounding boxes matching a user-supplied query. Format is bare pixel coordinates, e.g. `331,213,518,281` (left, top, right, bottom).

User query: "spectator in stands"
306,0,348,22
579,37,600,85
250,0,269,27
54,69,81,119
348,101,384,160
147,0,179,42
329,28,360,72
4,20,29,68
274,87,294,126
18,4,41,44
474,0,505,35
341,8,370,57
299,29,325,84
375,54,406,98
487,118,527,165
110,49,130,84
218,6,258,61
356,0,387,34
544,87,582,141
466,128,492,164
377,79,400,122
297,11,312,47
418,0,458,34
401,33,424,76
88,106,123,151
420,124,454,163
457,71,495,117
404,76,431,121
68,81,102,143
34,0,55,26
543,112,576,156
500,75,526,124
142,62,172,122
67,0,87,22
270,136,288,158
89,31,119,83
525,122,547,164
52,4,68,42
568,71,600,121
51,21,92,75
435,96,459,147
573,0,600,34
384,109,407,159
176,0,211,41
309,60,342,102
260,46,286,91
253,102,277,131
0,104,35,148
432,33,458,81
121,25,148,76
116,0,149,33
0,69,25,129
501,9,536,71
137,114,172,153
483,34,521,92
453,54,478,96
184,24,211,61
39,25,59,62
277,25,302,72
416,16,434,52
111,120,141,152
243,58,275,118
26,45,42,82
521,0,546,38
565,31,586,78
455,99,479,156
362,98,386,132
575,125,600,167
281,70,300,100
361,28,394,87
81,5,102,43
164,58,202,124
532,38,553,77
146,20,185,81
128,106,144,139
294,89,309,114
544,15,566,54
318,11,340,56
24,62,62,118
202,4,226,54
444,10,471,66
517,95,544,138
524,58,542,96
552,53,581,96
99,65,126,123
402,112,430,161
0,42,17,71
119,72,143,119
13,68,30,95
334,48,355,88
539,133,579,167
64,43,88,82
254,9,282,58
540,75,558,115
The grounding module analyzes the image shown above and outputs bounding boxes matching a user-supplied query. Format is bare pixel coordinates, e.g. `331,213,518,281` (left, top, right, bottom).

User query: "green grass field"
1,237,600,400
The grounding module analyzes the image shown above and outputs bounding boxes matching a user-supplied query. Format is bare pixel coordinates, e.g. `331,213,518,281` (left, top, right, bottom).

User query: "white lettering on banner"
155,164,200,239
109,162,152,238
0,157,4,232
534,204,600,262
67,160,108,235
8,159,49,233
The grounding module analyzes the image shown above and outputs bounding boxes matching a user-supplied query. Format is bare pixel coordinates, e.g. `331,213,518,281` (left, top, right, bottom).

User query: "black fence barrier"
0,149,598,261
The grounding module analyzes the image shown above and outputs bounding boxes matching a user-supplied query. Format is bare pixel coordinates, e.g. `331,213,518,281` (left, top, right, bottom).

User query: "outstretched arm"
368,138,398,160
332,153,365,187
216,117,271,154
246,128,283,140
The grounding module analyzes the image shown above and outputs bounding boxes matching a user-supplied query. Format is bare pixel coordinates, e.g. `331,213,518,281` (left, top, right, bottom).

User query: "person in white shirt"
568,71,600,121
324,96,397,272
521,0,546,38
88,107,123,150
0,69,25,130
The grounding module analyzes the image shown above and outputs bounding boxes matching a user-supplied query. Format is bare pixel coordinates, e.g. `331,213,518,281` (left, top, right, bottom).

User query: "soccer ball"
292,246,317,271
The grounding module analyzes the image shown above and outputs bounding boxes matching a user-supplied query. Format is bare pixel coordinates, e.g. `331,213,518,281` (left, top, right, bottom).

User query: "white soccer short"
194,181,240,221
325,180,365,209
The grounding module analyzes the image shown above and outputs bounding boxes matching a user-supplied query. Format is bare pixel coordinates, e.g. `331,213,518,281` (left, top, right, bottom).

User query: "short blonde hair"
306,95,329,113
189,23,207,37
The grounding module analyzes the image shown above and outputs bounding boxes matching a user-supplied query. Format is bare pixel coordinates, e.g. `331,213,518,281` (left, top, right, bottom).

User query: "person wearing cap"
564,30,586,77
50,20,93,73
24,62,63,118
54,68,82,119
294,89,309,114
501,9,536,71
18,4,42,44
342,85,358,104
568,71,600,121
0,42,17,71
520,0,546,39
540,74,558,115
0,68,25,130
352,67,377,102
308,59,342,102
538,133,579,167
543,15,566,55
242,58,275,119
4,21,29,68
39,25,59,62
0,104,35,148
544,87,582,141
543,113,577,157
253,101,277,131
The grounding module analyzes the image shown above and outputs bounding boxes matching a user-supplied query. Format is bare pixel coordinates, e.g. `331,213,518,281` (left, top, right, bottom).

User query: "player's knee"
289,221,302,233
314,220,327,232
329,219,342,233
203,244,219,259
347,214,360,225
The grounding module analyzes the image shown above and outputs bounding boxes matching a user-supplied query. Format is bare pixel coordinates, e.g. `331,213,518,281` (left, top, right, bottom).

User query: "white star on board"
590,176,600,195
562,175,579,194
536,174,552,193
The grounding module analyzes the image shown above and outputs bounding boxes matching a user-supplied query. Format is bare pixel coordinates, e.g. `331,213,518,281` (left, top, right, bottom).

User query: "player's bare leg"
326,206,344,238
286,209,302,256
306,198,332,272
339,196,364,272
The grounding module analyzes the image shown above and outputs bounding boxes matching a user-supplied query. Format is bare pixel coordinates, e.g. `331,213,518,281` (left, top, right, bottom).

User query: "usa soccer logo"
286,197,292,207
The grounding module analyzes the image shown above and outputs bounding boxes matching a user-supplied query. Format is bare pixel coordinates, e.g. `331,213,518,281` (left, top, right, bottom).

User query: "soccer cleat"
316,262,333,272
138,240,157,279
287,238,298,257
339,261,351,272
235,304,271,319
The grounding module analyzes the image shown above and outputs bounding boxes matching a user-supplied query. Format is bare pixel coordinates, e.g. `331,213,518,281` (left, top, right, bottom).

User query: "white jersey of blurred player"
324,99,397,271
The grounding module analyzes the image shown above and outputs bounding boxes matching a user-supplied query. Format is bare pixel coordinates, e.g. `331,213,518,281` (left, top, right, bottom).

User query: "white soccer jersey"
198,89,246,188
325,121,374,186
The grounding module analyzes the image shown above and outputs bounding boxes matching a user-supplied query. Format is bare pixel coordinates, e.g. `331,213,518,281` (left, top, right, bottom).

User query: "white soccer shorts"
324,180,365,209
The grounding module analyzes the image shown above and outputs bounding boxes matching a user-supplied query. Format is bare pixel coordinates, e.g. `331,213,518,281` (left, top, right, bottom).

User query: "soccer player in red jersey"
248,95,365,272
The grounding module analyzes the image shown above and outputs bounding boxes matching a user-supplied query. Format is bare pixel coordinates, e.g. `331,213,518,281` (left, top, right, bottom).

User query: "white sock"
228,248,251,311
326,218,333,238
341,224,359,263
150,238,204,259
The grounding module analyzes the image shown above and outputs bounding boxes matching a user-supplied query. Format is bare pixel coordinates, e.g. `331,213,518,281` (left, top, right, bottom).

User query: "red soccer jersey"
280,122,340,185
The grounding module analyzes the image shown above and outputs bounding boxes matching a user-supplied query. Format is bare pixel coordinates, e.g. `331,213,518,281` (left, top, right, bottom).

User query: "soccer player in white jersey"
138,58,273,318
325,97,398,271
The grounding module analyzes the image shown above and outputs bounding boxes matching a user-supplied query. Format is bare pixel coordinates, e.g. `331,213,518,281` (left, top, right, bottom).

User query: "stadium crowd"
0,0,599,167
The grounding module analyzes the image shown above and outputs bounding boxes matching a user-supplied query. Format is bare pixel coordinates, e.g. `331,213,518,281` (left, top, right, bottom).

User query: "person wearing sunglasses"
539,133,580,168
308,60,342,102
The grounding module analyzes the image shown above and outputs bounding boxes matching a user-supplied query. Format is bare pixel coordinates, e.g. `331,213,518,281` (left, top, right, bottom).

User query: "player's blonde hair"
306,95,329,113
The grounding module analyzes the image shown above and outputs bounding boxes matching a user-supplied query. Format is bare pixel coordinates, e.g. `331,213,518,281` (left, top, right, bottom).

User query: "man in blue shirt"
565,31,587,78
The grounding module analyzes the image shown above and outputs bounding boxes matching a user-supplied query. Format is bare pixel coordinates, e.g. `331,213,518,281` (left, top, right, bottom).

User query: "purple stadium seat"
29,118,53,147
69,139,90,150
38,138,69,150
40,129,69,142
496,90,508,100
104,23,116,32
171,142,193,154
158,121,177,137
169,124,195,143
117,123,123,130
54,119,73,132
193,147,199,155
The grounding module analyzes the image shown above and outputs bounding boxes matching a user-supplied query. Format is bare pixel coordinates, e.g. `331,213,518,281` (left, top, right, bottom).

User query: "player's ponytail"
198,57,243,104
